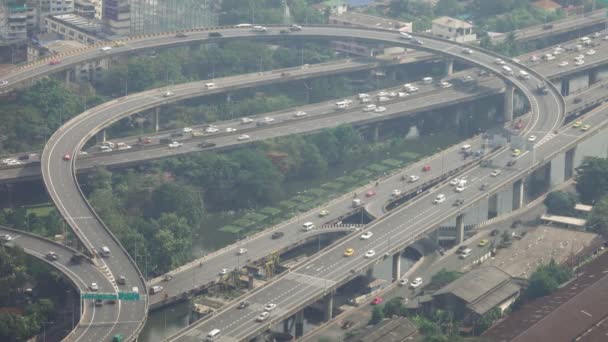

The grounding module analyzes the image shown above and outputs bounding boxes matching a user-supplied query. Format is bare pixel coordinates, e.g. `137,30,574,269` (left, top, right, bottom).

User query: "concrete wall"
573,128,608,168
569,73,590,94
550,153,566,187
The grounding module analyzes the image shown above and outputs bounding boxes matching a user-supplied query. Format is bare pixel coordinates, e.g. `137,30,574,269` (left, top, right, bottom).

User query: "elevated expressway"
22,24,564,341
0,226,124,341
4,31,608,183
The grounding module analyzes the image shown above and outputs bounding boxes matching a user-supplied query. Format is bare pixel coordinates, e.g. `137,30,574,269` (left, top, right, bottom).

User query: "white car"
409,175,420,182
603,35,608,41
360,231,373,240
462,48,473,55
586,49,596,55
365,250,376,258
528,135,537,142
495,58,505,65
439,81,452,88
90,283,99,291
363,104,377,112
398,278,408,286
490,169,501,177
575,59,585,66
226,127,237,133
387,92,397,98
391,189,402,197
237,248,247,255
398,92,408,98
409,277,423,288
237,134,251,141
405,86,418,92
264,303,277,311
182,127,193,133
219,268,229,275
168,141,183,148
575,54,585,60
163,91,174,97
261,117,275,123
241,117,254,124
373,106,386,113
449,178,460,186
256,311,271,322
205,126,219,133
558,61,568,67
357,93,370,99
433,194,446,204
455,184,466,193
0,80,8,86
377,96,390,102
399,32,412,40
377,91,389,97
1,234,12,241
294,111,307,117
530,55,540,62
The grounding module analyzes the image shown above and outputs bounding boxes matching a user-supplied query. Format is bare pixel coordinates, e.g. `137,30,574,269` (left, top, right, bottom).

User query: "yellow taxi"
318,210,330,217
573,120,582,128
511,149,521,157
581,124,591,131
478,239,489,247
344,248,355,257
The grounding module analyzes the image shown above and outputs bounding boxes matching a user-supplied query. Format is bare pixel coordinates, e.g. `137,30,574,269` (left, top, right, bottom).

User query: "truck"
352,198,363,208
536,83,549,95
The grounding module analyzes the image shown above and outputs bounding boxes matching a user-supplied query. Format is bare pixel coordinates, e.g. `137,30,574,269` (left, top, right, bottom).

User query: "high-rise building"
129,0,216,34
0,1,30,41
103,0,130,35
36,0,75,29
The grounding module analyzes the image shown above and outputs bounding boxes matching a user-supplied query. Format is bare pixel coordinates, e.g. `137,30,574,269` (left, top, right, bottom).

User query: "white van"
100,46,112,52
206,329,221,341
422,77,433,84
302,222,315,231
335,100,350,110
205,82,216,89
518,70,530,80
132,286,139,294
100,246,111,257
433,194,446,204
459,248,472,259
501,66,514,76
461,144,472,152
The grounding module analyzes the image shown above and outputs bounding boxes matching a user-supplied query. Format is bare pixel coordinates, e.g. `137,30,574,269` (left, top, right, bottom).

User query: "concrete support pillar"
323,293,333,322
456,213,465,244
65,69,71,84
445,58,454,76
226,92,232,103
248,275,254,290
283,318,290,333
561,78,570,96
295,311,304,337
95,129,106,144
366,268,374,280
513,179,524,211
503,84,514,122
388,69,397,81
590,70,598,85
392,252,401,282
373,123,380,142
155,107,160,132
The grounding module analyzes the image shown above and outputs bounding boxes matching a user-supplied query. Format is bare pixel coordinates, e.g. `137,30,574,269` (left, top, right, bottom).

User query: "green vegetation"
0,247,67,342
575,157,608,204
429,268,462,289
543,191,576,216
0,206,65,241
370,305,385,324
474,307,502,335
218,0,326,25
523,260,572,300
413,311,462,342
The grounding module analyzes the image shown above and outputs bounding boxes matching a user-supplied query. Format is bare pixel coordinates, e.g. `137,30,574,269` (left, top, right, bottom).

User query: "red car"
49,59,62,65
365,190,376,197
371,297,383,305
514,119,523,130
62,153,71,161
422,165,431,172
142,137,152,144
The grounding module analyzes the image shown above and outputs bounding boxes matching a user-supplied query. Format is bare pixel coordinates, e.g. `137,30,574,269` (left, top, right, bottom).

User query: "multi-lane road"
8,24,563,341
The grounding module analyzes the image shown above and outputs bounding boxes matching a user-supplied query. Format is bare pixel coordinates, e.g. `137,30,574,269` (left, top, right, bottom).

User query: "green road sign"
81,292,140,301
118,292,140,301
82,293,118,300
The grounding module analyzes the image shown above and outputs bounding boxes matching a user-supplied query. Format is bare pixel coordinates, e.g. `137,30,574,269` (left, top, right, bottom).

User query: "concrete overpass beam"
456,213,465,244
503,85,514,122
95,129,106,144
323,293,334,322
295,311,304,337
445,58,454,76
392,252,401,282
155,107,160,132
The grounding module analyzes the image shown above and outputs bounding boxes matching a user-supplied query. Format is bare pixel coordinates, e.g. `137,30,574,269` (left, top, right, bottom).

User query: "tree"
435,0,462,17
588,195,608,237
474,307,501,334
576,157,608,203
430,269,462,288
149,182,203,223
524,260,571,300
383,297,406,317
544,191,576,215
370,305,385,324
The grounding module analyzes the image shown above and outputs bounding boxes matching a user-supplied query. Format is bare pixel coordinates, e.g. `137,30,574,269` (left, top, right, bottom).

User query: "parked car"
409,277,423,288
371,297,383,305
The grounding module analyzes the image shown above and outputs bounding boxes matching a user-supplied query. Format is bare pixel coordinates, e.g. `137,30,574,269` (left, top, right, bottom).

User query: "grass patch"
321,181,343,191
336,175,357,184
352,169,372,179
260,207,282,217
399,151,420,160
232,218,255,228
381,159,403,167
366,164,390,173
307,188,327,197
242,212,267,223
219,225,243,234
25,204,55,217
278,200,299,210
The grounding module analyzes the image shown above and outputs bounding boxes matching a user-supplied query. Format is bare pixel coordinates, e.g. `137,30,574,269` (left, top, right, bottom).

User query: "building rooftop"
356,317,418,342
485,226,600,279
483,251,608,342
44,40,88,54
575,203,593,212
541,214,587,227
50,13,104,35
532,0,562,11
432,16,473,29
433,266,511,305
